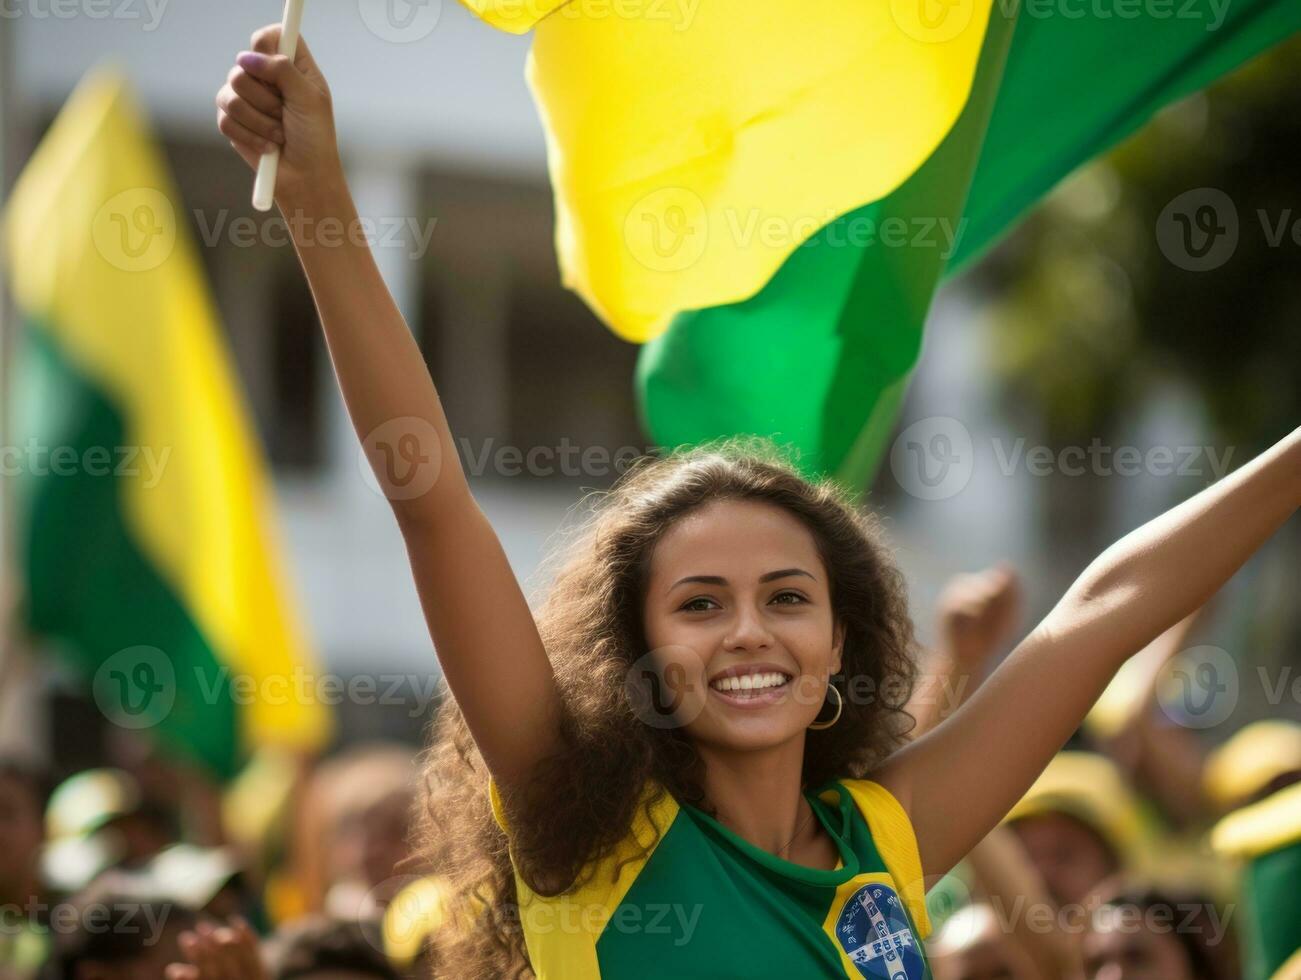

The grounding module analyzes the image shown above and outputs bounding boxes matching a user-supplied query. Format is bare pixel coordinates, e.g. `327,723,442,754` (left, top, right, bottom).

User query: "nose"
723,600,774,651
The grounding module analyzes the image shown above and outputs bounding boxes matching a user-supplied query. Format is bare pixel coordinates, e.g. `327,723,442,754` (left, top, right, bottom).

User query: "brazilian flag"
457,0,1300,490
3,70,332,778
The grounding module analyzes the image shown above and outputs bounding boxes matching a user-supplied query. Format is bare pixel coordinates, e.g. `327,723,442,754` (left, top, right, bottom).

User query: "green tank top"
489,775,933,979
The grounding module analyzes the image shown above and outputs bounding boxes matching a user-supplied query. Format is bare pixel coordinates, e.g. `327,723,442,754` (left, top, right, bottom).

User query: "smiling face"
640,498,846,755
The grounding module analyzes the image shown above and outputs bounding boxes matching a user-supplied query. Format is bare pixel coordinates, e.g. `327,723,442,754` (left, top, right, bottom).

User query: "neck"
696,735,812,856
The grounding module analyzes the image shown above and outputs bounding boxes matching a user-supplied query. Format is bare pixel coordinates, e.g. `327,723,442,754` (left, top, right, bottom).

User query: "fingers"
177,920,253,980
216,72,284,148
251,23,280,55
251,24,324,82
236,50,315,104
230,917,267,978
227,64,282,119
216,106,277,157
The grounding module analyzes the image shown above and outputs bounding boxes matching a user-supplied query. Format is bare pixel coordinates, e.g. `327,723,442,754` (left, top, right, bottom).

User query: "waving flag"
3,70,332,778
458,0,1301,490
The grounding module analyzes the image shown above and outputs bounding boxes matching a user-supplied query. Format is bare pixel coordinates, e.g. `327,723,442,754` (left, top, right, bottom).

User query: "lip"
707,662,794,709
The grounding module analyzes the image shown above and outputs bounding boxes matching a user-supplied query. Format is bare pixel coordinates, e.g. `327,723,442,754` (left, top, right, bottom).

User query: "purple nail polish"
237,51,267,71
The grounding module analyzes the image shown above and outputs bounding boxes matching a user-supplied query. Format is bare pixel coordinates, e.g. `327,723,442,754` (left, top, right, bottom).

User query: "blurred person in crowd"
39,873,195,980
130,845,254,925
0,759,52,979
1081,882,1236,980
1202,719,1301,816
1082,609,1214,830
951,826,1086,979
927,903,1042,980
45,769,175,876
907,564,1023,737
380,876,461,978
164,915,399,980
1004,753,1144,910
305,744,417,920
1210,778,1301,980
264,918,399,980
0,760,48,907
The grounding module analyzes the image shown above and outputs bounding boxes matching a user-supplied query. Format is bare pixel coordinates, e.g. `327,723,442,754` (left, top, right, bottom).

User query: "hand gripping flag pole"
251,0,305,212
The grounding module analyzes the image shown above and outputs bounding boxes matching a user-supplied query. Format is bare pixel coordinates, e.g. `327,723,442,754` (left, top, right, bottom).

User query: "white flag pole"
251,0,306,212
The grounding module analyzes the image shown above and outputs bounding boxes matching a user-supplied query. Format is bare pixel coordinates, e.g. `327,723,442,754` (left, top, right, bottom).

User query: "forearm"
289,181,468,522
883,430,1297,877
966,828,1081,979
1065,427,1299,660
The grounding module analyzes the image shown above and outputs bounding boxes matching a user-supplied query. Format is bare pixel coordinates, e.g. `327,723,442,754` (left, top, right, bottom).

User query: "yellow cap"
1004,752,1147,865
1210,781,1301,860
382,876,454,969
1203,720,1301,812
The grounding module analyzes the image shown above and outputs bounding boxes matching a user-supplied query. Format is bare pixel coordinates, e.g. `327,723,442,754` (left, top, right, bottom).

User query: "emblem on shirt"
832,881,925,980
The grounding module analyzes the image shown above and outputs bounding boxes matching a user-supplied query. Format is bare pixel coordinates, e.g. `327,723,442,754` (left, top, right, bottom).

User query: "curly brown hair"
415,437,919,978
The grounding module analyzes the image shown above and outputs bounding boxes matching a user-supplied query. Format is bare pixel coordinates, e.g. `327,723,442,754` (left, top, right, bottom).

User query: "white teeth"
710,671,790,693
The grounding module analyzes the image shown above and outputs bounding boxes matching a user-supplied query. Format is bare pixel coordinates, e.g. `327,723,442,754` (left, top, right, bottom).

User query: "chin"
690,712,808,754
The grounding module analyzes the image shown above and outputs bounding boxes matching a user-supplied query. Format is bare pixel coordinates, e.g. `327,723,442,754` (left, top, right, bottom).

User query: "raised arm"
216,26,562,787
876,427,1300,878
905,563,1022,737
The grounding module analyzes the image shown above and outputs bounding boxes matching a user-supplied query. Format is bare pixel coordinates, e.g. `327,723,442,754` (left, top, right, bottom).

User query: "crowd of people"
1,564,1297,980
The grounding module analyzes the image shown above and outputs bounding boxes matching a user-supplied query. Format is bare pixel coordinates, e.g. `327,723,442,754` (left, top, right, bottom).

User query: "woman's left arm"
875,426,1300,880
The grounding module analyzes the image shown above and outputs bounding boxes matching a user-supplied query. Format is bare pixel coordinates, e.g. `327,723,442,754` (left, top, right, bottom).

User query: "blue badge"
833,882,926,980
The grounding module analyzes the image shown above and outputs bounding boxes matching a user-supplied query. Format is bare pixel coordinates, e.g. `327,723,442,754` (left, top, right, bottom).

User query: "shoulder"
489,775,679,843
835,777,933,939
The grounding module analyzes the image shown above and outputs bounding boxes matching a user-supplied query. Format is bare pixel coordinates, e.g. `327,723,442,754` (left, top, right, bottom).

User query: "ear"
831,618,845,676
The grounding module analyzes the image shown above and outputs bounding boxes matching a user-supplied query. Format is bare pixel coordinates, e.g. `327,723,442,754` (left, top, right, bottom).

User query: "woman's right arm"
216,25,562,788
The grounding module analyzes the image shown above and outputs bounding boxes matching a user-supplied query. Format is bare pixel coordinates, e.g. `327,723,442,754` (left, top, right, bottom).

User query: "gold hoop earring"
808,684,843,730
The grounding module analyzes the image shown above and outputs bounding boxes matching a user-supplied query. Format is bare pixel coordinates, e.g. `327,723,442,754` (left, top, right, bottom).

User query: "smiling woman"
420,442,927,978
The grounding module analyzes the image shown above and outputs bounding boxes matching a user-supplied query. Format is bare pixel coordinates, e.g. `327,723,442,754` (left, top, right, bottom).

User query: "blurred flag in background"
3,69,332,780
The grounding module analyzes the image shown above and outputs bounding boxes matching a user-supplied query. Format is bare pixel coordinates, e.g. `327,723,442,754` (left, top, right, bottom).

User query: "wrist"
278,161,352,227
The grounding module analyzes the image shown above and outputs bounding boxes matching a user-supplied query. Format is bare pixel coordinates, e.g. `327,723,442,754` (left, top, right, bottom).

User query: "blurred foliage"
974,37,1301,451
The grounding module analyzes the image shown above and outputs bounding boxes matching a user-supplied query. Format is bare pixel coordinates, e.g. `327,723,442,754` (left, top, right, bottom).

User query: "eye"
680,596,717,612
772,591,807,605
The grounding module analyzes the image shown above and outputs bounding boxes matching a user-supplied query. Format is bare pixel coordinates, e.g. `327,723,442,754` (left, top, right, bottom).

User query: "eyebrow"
666,568,816,595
